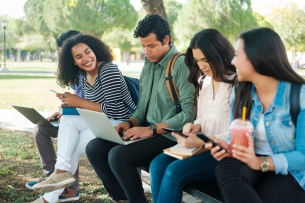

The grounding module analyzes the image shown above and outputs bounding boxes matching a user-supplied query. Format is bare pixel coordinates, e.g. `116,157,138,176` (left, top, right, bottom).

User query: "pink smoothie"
229,128,252,157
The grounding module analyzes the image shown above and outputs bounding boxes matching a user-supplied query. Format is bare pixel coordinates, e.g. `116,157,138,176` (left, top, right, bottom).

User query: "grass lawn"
0,129,153,203
2,61,58,72
0,74,68,111
0,61,142,111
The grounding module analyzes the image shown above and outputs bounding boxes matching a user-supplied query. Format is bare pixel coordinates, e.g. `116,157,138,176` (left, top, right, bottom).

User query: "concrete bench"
138,166,224,203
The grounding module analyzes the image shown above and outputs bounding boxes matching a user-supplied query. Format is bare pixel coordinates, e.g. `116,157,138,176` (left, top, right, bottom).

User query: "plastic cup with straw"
229,106,254,157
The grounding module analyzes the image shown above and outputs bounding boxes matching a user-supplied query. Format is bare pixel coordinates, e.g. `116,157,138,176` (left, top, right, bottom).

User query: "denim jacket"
229,81,305,189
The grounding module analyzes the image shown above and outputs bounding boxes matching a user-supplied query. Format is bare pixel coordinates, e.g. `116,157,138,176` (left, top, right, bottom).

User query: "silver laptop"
12,105,59,128
77,108,152,145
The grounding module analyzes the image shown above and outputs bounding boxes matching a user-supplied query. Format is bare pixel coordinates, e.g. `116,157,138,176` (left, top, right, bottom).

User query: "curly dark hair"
134,14,171,45
57,34,113,88
185,29,236,103
56,30,81,47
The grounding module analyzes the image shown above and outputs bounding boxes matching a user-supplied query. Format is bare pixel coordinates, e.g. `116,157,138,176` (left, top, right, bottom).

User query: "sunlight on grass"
3,61,58,71
0,74,70,111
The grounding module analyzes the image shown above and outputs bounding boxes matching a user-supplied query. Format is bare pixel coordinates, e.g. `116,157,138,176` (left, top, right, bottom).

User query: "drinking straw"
242,106,246,121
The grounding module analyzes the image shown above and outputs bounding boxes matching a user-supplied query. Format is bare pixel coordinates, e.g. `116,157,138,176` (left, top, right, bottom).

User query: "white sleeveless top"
194,76,233,141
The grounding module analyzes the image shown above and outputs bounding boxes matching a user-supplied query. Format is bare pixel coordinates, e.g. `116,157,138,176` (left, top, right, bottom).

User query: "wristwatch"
260,156,269,172
124,120,133,128
149,124,157,135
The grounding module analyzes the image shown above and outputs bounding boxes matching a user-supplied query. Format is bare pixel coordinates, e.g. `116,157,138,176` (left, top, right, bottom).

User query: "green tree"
23,0,70,57
139,0,182,43
0,15,38,61
102,27,138,63
141,0,168,20
24,0,138,45
164,0,182,43
69,0,138,37
174,0,258,50
268,3,305,52
253,12,273,28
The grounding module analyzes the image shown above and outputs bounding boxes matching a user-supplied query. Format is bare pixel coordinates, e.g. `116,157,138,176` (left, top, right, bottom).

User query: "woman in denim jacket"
206,27,305,203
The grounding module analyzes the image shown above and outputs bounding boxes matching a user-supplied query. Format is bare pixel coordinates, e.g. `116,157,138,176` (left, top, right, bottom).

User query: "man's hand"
46,112,62,122
122,127,153,140
172,132,204,148
115,122,131,134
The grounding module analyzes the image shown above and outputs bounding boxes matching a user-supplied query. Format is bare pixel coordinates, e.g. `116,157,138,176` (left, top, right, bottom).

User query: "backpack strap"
290,83,301,126
165,53,184,114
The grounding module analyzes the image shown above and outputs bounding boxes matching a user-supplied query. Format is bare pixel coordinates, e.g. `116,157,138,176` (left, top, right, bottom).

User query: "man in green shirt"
86,14,195,203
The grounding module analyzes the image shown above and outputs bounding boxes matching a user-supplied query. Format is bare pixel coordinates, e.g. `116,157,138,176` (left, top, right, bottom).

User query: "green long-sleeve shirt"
131,45,195,141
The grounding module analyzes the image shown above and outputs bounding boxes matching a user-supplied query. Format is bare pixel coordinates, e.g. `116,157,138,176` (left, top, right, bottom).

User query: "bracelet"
124,120,133,128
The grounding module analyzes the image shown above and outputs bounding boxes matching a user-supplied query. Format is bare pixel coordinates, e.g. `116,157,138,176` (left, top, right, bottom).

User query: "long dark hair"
185,29,236,101
57,34,113,88
233,27,305,119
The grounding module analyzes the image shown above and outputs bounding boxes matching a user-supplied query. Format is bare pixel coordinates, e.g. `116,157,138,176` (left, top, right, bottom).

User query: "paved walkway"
0,109,201,203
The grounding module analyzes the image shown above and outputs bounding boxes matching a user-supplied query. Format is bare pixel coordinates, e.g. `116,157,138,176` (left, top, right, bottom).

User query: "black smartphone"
50,117,59,121
196,132,228,153
162,127,188,138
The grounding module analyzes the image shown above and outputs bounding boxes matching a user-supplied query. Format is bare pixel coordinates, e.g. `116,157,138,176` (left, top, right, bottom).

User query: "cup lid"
229,118,254,129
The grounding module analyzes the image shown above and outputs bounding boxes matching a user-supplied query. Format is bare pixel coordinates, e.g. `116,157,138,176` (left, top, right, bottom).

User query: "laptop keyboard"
119,132,139,142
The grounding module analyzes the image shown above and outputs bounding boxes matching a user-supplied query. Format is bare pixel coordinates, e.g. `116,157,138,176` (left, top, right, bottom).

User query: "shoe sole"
33,178,76,193
58,196,80,202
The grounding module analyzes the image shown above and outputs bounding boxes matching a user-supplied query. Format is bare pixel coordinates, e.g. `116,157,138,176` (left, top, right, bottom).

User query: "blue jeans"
150,151,217,203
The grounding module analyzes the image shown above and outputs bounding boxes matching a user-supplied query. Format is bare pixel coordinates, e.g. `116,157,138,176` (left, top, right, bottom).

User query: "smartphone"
50,117,59,121
49,89,58,93
196,132,228,153
162,127,188,138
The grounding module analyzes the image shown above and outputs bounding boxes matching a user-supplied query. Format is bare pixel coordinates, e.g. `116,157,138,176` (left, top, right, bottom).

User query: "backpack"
165,53,185,114
97,62,139,114
290,83,302,126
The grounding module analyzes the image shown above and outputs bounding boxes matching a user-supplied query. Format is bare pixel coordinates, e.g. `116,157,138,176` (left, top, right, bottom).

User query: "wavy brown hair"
185,29,236,104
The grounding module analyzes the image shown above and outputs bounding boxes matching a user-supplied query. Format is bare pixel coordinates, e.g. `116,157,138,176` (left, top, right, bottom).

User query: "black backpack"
290,83,302,126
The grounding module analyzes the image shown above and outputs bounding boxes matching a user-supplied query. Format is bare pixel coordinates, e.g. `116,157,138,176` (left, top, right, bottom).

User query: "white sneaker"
31,197,59,203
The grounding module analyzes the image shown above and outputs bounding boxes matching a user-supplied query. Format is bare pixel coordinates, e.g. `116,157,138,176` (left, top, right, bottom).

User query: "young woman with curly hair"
31,34,136,203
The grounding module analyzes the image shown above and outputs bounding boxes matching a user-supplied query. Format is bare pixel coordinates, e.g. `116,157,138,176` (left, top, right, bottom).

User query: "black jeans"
216,157,305,203
86,135,176,203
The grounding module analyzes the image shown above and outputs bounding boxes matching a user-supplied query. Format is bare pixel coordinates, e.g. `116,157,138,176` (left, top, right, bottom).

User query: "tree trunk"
141,0,168,21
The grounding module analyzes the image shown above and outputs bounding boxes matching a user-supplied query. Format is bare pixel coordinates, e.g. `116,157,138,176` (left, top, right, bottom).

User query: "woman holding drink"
206,27,305,203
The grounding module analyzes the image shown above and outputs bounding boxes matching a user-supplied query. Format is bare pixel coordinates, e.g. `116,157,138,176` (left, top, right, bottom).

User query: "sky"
0,0,303,19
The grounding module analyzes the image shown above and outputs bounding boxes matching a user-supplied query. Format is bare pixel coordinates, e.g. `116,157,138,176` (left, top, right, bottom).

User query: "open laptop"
12,105,59,128
77,108,153,145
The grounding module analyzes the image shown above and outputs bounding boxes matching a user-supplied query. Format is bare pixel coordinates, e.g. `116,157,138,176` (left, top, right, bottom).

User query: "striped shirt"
81,63,136,119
